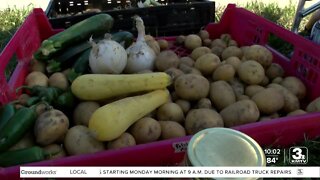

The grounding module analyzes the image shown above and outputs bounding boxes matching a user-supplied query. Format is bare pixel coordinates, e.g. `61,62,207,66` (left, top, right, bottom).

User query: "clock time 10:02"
264,148,281,155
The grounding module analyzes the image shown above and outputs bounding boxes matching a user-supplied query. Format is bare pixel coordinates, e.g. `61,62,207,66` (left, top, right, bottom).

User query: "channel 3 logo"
289,146,308,165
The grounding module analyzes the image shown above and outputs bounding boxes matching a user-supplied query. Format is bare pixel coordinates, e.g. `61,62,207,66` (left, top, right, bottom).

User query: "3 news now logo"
289,146,308,165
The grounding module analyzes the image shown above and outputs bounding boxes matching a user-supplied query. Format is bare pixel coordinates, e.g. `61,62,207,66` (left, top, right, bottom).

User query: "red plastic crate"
1,4,320,180
1,115,320,180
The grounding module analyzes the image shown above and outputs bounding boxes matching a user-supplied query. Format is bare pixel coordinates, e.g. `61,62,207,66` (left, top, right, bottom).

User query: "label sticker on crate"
172,141,189,153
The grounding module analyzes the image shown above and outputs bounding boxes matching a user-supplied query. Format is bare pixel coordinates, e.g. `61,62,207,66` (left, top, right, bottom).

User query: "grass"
0,5,33,52
215,0,309,31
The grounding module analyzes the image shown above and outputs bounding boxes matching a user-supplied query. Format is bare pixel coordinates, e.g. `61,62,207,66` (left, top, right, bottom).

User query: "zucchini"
45,31,133,74
67,48,91,82
111,31,134,48
46,41,92,73
35,13,114,60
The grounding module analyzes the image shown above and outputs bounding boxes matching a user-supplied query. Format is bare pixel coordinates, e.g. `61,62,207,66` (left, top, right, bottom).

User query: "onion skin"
89,37,127,74
125,16,156,73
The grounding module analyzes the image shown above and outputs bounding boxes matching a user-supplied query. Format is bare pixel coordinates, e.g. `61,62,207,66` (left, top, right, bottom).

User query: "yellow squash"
89,89,170,141
71,72,171,100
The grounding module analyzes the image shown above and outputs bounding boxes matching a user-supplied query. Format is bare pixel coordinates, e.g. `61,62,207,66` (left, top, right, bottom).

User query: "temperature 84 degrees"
266,157,279,164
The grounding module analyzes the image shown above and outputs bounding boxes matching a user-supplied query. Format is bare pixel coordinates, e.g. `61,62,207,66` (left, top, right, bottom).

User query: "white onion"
89,35,127,74
124,16,156,73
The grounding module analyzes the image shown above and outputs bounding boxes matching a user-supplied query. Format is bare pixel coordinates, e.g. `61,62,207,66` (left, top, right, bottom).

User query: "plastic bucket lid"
187,128,266,179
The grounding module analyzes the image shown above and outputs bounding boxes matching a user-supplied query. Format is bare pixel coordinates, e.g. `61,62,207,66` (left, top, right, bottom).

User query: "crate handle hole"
268,33,294,60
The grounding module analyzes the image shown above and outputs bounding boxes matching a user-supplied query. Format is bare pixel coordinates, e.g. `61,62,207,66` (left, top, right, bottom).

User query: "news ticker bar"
20,166,320,178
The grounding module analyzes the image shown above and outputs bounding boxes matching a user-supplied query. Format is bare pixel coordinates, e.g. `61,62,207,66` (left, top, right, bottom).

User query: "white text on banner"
20,166,320,178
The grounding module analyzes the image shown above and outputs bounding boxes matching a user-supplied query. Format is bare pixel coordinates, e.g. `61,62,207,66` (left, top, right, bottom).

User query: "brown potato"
155,50,180,71
252,88,285,114
34,109,69,146
221,46,243,60
174,74,210,101
184,34,202,50
190,46,212,60
175,99,191,114
25,71,48,87
210,81,236,110
236,94,250,101
107,132,136,150
185,109,224,135
180,56,194,67
266,63,285,80
259,76,270,86
237,60,265,85
211,46,224,57
287,109,307,116
267,83,300,113
165,67,184,83
157,102,185,123
35,102,48,116
179,64,202,75
157,39,169,50
176,35,186,45
48,72,69,91
211,39,227,49
159,121,186,139
243,44,273,68
62,68,71,76
228,40,238,47
43,144,67,160
17,93,30,106
199,30,210,41
280,76,306,100
225,56,241,70
212,64,235,81
272,77,283,84
228,78,245,97
130,117,161,144
220,100,260,127
194,53,221,75
203,39,212,47
306,97,320,112
73,101,100,126
64,125,105,155
245,85,265,97
30,59,46,73
240,46,250,58
195,98,212,109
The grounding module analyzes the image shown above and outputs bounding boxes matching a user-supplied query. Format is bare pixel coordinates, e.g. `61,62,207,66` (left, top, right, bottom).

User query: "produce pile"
1,13,320,168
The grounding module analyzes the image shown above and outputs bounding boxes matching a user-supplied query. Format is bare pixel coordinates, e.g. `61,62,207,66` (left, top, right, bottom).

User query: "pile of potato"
12,29,319,162
149,30,312,137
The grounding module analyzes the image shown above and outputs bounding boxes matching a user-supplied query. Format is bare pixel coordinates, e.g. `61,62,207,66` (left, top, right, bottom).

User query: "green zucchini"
35,13,114,60
111,31,134,48
46,41,92,73
67,48,91,82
